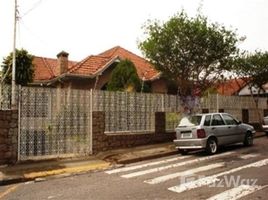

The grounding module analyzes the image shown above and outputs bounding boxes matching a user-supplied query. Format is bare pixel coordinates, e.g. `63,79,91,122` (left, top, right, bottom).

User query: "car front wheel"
244,132,253,146
206,138,218,155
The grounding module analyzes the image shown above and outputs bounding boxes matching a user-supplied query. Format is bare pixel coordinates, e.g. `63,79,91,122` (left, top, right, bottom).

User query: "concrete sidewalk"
0,132,266,186
0,142,177,186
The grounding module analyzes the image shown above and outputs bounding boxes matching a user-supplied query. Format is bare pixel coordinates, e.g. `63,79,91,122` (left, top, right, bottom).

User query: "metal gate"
18,86,92,161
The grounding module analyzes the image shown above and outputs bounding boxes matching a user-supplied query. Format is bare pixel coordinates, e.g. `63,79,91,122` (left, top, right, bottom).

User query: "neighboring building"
31,46,174,93
217,78,268,96
217,78,248,96
238,82,268,96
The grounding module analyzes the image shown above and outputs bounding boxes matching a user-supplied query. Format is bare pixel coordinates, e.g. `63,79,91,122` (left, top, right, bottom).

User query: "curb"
254,132,267,138
115,150,178,164
0,176,30,186
0,162,111,186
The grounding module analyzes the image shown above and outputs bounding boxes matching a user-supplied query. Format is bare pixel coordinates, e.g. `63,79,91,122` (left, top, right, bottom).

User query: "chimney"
57,51,69,74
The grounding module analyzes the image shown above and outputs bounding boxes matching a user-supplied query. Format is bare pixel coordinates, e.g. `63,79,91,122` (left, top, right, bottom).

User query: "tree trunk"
250,88,264,130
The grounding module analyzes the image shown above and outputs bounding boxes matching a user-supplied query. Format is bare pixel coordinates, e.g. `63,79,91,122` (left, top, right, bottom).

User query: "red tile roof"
217,78,248,96
98,46,160,80
68,55,116,76
33,56,77,81
32,57,55,80
32,46,159,82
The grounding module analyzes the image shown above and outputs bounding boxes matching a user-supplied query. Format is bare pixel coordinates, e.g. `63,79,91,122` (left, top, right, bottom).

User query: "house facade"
31,46,175,94
238,82,268,96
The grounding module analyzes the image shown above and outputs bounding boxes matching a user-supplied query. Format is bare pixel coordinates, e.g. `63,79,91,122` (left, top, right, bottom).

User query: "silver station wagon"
263,115,268,135
174,113,255,155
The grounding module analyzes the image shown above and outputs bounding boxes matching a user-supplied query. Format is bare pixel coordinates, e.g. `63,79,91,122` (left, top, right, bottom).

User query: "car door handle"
211,127,216,130
228,126,231,129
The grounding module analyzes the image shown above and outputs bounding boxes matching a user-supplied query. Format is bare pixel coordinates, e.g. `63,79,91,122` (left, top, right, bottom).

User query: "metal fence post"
89,89,93,154
161,94,165,112
0,84,2,109
216,93,219,112
208,92,210,112
17,85,21,162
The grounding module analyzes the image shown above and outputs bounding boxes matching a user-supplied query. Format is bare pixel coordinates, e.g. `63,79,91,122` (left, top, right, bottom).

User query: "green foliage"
107,59,149,92
201,87,219,97
233,51,268,125
166,112,182,129
139,10,239,97
234,51,268,94
141,81,151,93
1,49,34,85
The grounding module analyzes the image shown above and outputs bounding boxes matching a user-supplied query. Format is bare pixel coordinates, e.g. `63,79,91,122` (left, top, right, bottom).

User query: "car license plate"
181,131,192,138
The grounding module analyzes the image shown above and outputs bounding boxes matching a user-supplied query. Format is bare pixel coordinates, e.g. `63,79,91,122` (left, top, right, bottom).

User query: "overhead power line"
20,0,43,18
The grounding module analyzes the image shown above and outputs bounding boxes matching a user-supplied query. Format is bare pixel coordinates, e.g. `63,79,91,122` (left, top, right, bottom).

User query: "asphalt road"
1,137,268,200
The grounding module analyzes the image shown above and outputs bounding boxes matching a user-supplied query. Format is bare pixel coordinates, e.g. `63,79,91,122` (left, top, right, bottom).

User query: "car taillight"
197,129,206,138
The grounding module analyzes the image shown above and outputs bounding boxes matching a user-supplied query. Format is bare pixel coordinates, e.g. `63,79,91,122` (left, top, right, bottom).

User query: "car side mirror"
237,121,242,125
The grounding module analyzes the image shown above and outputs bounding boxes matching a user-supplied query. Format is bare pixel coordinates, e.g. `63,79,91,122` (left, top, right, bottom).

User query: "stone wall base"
0,110,18,165
92,111,175,153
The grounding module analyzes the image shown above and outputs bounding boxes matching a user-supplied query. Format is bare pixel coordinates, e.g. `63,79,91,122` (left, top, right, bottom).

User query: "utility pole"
11,0,18,109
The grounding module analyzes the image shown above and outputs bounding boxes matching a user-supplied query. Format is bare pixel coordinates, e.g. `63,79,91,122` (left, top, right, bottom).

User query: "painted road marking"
144,162,225,184
121,151,234,178
239,153,260,160
0,185,19,199
168,158,268,194
206,184,268,200
106,155,191,174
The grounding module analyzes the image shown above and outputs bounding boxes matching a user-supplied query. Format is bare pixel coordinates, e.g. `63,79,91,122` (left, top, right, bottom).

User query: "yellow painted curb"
23,162,111,179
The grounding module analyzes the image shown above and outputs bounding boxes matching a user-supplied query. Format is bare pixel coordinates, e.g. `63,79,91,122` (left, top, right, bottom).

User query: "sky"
0,0,268,65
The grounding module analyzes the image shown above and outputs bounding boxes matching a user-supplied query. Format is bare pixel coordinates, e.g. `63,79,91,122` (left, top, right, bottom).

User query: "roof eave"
30,73,95,86
94,56,121,76
30,57,121,85
145,72,162,81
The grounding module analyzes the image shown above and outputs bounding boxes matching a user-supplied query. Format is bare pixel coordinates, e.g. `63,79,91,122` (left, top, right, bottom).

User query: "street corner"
23,160,111,180
0,160,112,186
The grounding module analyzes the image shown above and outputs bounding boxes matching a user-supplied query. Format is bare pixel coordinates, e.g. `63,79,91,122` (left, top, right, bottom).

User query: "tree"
139,11,239,110
234,51,268,124
107,59,150,92
1,49,34,85
234,51,268,96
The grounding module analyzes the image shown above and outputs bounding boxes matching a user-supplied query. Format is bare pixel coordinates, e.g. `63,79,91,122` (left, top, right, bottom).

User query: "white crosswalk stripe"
168,158,268,194
105,150,265,199
239,153,260,159
206,184,268,200
105,155,191,174
121,151,234,178
144,162,225,184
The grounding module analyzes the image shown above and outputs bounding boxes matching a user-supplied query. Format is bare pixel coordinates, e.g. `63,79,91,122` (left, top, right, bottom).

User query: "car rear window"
188,115,202,125
178,115,202,126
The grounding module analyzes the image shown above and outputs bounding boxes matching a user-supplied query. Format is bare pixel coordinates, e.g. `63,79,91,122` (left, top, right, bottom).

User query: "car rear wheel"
244,132,253,146
206,138,218,155
179,149,188,155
